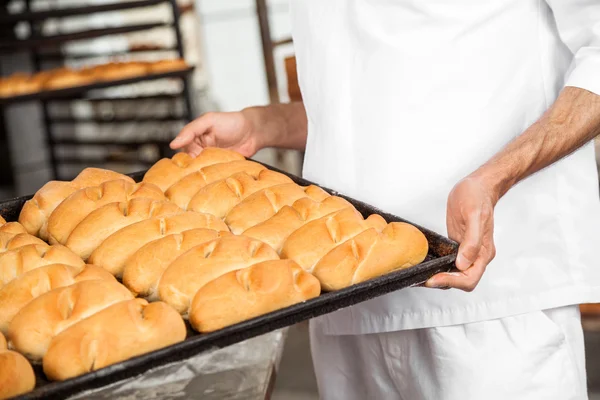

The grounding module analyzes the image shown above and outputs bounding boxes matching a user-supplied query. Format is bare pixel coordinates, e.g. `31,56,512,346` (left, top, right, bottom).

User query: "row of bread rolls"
0,58,189,98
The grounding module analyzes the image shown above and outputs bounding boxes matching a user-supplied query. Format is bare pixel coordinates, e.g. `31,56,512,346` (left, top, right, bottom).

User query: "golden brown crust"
88,212,229,277
148,59,189,74
96,61,149,81
43,299,186,381
190,259,320,333
0,346,35,399
47,180,164,245
143,149,245,191
122,228,232,298
8,279,134,361
158,235,279,314
0,232,48,254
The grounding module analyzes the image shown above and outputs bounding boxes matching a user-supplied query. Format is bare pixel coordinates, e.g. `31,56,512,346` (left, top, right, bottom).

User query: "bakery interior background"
0,1,600,399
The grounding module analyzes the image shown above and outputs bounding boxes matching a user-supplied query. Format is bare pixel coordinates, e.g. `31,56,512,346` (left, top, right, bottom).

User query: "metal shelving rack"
0,0,195,180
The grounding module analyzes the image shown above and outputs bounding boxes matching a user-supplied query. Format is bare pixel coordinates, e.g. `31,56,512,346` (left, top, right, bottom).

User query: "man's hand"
426,176,498,292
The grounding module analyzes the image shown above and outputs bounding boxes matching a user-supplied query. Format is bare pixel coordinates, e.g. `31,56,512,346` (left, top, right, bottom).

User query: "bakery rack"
0,0,196,180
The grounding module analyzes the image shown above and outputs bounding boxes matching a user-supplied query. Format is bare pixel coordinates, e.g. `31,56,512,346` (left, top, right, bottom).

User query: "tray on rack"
0,162,458,400
0,67,194,106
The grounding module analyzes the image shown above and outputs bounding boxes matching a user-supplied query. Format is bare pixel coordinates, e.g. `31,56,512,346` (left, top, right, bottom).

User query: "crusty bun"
0,244,84,289
143,149,244,191
0,264,115,334
47,180,164,245
225,184,330,234
0,221,27,236
280,207,387,272
0,232,47,254
312,222,429,291
8,279,134,361
190,259,320,333
43,68,95,90
43,299,186,381
165,160,267,209
97,61,149,81
149,58,188,74
187,169,293,218
19,168,134,239
89,212,229,277
158,235,279,314
0,344,35,400
65,198,182,260
243,196,353,253
122,228,232,298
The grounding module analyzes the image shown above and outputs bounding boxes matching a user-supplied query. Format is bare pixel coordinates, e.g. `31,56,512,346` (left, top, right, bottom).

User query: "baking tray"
0,67,194,106
0,163,458,400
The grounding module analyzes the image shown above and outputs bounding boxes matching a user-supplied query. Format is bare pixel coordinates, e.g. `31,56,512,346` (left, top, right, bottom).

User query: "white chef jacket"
289,0,600,334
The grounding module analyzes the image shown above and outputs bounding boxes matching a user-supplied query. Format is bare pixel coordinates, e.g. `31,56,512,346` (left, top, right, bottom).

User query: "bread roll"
143,149,244,191
98,61,149,81
0,221,27,236
0,264,115,334
149,59,188,73
190,259,320,333
19,168,134,239
0,232,47,253
280,207,387,272
89,212,229,277
0,339,35,400
312,223,429,291
187,169,293,218
65,198,182,260
165,160,267,209
0,244,84,288
158,235,279,314
0,332,5,350
243,196,354,253
43,299,186,381
47,180,164,245
225,184,330,234
123,228,231,298
43,68,95,90
9,279,134,361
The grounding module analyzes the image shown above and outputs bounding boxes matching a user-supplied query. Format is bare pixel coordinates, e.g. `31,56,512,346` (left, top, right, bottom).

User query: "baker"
171,1,600,399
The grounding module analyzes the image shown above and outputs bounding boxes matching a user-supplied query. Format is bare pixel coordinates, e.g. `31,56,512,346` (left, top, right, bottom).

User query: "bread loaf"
65,198,182,260
187,169,293,218
0,264,115,334
280,207,387,272
149,59,188,73
0,332,35,400
143,149,244,191
0,221,25,236
19,168,134,239
158,235,279,314
89,212,229,277
43,299,186,381
122,228,231,298
225,184,330,234
165,160,267,209
0,232,47,253
312,223,429,291
243,196,354,253
190,260,320,333
47,180,164,245
8,279,134,361
43,69,95,90
97,61,148,81
0,244,84,288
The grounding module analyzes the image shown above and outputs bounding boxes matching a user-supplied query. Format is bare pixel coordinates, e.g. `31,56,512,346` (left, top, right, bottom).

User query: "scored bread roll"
158,235,279,314
0,334,35,400
0,220,27,235
165,160,267,209
19,168,134,239
65,198,182,260
187,169,293,218
190,259,320,333
123,228,232,298
0,244,84,288
0,264,115,334
243,196,354,253
89,212,229,277
280,207,387,272
43,299,186,381
8,279,134,361
0,231,47,254
312,223,429,291
47,180,164,245
225,184,330,234
143,149,244,191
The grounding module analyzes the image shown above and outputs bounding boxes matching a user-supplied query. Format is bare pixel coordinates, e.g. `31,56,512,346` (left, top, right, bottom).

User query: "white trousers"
309,305,587,400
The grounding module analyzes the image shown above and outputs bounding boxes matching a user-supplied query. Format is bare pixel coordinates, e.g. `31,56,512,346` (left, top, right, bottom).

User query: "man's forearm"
241,102,308,152
473,87,600,202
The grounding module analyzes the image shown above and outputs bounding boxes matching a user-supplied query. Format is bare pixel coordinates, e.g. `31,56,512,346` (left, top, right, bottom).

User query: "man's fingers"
425,259,485,292
455,211,483,270
170,115,213,150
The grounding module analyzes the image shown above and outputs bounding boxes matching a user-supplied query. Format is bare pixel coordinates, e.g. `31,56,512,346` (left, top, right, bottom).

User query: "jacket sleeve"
545,0,600,95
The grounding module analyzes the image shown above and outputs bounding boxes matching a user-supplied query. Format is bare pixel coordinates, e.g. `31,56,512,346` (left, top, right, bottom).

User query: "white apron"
289,0,600,334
